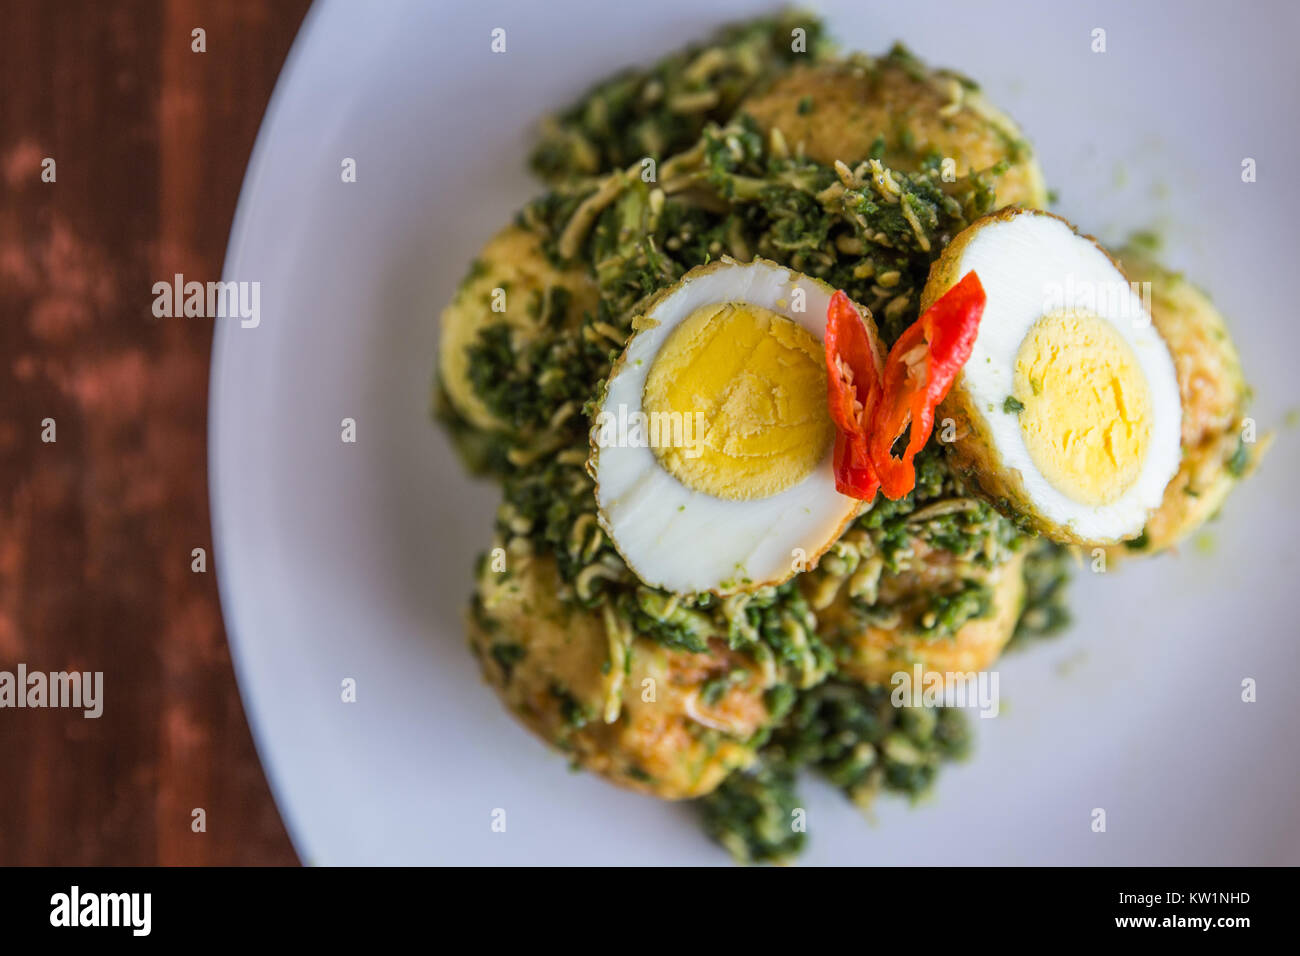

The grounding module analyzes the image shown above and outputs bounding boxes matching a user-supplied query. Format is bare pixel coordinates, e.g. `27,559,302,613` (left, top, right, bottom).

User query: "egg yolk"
642,301,832,500
1013,309,1152,506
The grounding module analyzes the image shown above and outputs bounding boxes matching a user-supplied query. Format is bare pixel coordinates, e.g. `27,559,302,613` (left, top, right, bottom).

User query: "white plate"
211,0,1300,865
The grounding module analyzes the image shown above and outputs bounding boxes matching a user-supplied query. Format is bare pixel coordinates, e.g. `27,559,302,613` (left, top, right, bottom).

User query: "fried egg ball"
470,553,774,800
1104,246,1256,558
591,258,882,595
740,54,1048,209
923,209,1183,545
811,545,1026,686
438,223,598,433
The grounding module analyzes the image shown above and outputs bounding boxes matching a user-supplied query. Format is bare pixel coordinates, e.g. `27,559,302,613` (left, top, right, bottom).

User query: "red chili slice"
833,429,879,499
868,270,986,499
824,290,881,500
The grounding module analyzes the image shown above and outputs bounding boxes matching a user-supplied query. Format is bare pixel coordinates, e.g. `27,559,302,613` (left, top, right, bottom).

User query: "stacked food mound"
434,12,1258,862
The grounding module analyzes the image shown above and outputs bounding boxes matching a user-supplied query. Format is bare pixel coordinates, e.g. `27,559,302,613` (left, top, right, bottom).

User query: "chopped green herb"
1008,541,1072,649
530,12,829,181
1226,437,1250,477
549,682,590,730
490,643,526,683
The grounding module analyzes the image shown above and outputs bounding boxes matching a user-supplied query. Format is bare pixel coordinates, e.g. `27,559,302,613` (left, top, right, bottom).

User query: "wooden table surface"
0,0,311,865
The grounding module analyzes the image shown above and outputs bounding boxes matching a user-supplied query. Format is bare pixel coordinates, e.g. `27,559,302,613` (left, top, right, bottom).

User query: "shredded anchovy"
601,602,633,724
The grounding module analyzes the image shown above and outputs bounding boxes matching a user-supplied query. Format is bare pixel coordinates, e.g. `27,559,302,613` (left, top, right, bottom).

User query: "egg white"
591,258,870,595
937,210,1182,542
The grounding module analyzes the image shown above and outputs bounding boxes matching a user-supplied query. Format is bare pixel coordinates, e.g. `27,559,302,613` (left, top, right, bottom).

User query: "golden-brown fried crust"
1104,248,1254,558
470,554,771,800
438,224,598,432
818,549,1027,686
741,59,1048,209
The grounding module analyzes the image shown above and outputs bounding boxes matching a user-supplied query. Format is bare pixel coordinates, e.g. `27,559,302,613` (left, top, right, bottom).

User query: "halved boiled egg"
590,258,879,595
922,208,1182,544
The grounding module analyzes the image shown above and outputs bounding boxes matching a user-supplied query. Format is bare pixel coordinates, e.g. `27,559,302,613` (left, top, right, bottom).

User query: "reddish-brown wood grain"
0,0,310,865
